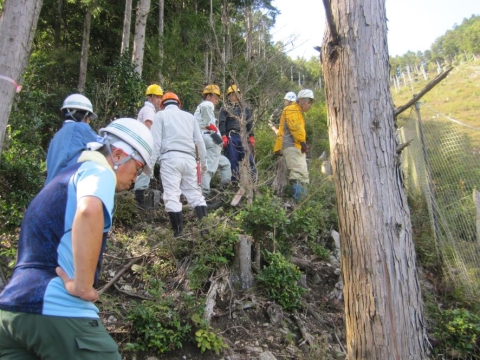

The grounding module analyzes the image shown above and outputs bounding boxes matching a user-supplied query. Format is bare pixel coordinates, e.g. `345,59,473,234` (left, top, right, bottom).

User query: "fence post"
473,189,480,245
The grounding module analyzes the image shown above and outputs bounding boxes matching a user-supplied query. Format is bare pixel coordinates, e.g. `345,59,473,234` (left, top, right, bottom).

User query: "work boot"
168,211,183,237
194,205,208,221
134,189,146,209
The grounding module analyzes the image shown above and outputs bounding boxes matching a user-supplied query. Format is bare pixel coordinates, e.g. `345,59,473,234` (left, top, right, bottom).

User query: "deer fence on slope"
399,102,480,299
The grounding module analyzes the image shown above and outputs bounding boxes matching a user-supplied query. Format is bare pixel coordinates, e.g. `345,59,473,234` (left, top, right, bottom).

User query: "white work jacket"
149,104,207,169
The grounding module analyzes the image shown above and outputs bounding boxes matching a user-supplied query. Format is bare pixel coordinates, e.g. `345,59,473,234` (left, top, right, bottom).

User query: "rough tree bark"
132,0,151,76
320,0,428,358
120,0,132,55
78,8,91,93
0,0,43,154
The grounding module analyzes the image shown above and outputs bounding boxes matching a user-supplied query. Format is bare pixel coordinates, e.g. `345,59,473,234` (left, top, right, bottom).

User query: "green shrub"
236,188,289,244
191,313,229,355
188,215,239,289
89,53,145,124
0,127,45,231
257,251,307,311
309,242,330,260
125,298,191,353
112,192,140,228
432,308,480,357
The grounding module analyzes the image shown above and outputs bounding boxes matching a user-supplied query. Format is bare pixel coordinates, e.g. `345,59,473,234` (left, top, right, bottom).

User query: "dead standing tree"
320,0,428,358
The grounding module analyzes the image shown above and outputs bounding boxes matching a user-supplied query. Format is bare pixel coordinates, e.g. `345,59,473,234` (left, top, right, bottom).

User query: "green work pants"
0,310,121,360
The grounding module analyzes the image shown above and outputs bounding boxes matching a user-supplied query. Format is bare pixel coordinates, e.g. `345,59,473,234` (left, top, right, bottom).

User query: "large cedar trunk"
0,0,43,153
132,0,151,76
320,0,428,358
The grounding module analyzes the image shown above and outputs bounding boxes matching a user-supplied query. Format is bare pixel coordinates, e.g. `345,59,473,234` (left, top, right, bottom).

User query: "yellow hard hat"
202,84,221,96
145,84,164,96
227,84,240,95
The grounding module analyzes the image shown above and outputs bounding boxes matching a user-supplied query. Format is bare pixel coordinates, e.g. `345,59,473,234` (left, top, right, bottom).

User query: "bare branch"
394,67,453,116
322,0,339,46
98,257,142,295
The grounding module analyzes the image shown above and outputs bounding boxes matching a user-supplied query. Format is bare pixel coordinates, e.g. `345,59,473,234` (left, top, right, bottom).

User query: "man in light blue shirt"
0,118,153,359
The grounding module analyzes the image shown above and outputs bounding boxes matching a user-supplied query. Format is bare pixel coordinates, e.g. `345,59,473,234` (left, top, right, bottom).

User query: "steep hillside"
393,59,480,140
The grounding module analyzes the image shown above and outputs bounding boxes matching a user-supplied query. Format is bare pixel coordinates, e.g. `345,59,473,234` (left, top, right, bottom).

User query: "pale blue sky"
272,0,479,59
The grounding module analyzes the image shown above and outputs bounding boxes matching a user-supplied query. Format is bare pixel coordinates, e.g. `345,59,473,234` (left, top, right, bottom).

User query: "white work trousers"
160,156,206,212
201,134,222,195
217,155,232,185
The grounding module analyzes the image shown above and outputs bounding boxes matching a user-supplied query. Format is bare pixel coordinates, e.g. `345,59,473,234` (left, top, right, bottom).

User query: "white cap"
284,92,297,102
297,89,314,100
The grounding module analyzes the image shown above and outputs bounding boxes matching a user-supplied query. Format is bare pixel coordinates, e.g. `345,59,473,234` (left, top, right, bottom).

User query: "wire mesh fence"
399,103,480,299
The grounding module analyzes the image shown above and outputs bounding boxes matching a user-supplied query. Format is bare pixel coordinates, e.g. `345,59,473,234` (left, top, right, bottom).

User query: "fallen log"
290,256,313,271
292,311,315,346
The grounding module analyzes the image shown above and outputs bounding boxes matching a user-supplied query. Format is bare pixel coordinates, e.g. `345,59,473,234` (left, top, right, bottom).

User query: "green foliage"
125,298,191,353
90,54,145,123
257,251,307,311
0,234,18,277
432,308,480,357
188,216,239,289
0,127,45,231
112,192,140,228
288,201,330,241
407,195,439,270
251,126,277,175
191,314,229,355
308,242,330,260
305,93,329,158
236,188,289,243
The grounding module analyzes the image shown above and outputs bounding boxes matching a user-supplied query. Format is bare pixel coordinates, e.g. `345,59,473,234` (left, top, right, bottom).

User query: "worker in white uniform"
193,84,231,198
134,84,163,208
149,92,208,237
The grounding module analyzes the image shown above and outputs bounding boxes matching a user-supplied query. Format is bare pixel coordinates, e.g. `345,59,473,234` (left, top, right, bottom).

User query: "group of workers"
0,83,314,358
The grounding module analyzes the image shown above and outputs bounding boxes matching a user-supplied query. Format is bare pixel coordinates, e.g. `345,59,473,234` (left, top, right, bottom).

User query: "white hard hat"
99,118,154,176
284,92,297,102
297,89,314,100
61,94,98,120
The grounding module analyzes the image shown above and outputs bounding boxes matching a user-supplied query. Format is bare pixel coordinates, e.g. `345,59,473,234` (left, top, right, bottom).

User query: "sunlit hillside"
392,59,480,144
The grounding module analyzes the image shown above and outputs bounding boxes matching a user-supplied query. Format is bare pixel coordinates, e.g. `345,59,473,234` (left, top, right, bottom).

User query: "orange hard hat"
160,92,182,109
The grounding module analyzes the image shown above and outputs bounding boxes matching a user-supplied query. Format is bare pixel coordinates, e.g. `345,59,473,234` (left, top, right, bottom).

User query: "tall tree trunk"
121,0,132,55
244,5,252,61
54,0,64,48
78,8,92,93
0,0,43,154
320,0,428,359
132,0,151,76
420,63,427,80
221,0,230,91
158,0,164,81
204,52,209,83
